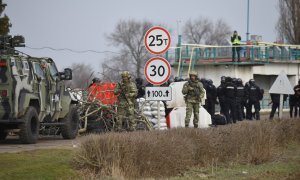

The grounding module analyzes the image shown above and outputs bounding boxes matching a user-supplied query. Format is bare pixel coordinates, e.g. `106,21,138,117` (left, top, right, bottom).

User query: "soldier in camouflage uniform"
182,71,205,128
114,71,137,131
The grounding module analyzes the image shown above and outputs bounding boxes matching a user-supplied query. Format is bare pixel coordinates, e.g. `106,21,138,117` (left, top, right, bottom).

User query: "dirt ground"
0,111,293,153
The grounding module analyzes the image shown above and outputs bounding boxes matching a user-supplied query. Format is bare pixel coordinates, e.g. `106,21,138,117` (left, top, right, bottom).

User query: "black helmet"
232,78,237,84
208,79,213,85
92,78,101,84
249,79,255,85
225,76,232,83
135,77,143,85
237,78,243,84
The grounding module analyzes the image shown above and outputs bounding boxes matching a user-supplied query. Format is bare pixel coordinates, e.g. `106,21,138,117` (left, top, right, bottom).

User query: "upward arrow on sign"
269,71,294,94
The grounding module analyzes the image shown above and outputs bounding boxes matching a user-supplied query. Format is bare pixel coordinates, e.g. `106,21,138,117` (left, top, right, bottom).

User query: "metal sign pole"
157,99,161,130
279,94,283,119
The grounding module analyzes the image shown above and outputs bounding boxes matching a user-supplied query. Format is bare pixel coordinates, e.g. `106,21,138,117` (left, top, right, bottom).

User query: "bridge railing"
165,43,300,77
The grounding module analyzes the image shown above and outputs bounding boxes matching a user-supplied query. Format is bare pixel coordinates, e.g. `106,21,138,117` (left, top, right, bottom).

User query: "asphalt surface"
0,134,89,153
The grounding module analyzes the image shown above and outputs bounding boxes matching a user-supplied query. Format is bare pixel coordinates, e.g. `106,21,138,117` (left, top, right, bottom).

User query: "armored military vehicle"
0,35,79,144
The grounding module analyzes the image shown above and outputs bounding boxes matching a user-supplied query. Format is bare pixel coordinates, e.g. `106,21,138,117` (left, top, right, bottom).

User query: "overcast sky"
4,0,279,72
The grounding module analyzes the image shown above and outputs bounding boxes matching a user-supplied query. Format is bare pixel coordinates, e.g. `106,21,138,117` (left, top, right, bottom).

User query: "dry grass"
72,119,300,178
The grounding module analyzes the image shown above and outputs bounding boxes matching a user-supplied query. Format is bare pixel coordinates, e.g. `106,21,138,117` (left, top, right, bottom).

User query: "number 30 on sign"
144,57,171,85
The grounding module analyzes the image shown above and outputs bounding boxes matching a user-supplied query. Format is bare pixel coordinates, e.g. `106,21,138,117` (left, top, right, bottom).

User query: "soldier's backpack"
211,114,227,125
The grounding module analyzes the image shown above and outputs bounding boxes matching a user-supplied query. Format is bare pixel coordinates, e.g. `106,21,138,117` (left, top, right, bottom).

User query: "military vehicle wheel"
19,107,39,144
0,127,8,140
61,105,79,139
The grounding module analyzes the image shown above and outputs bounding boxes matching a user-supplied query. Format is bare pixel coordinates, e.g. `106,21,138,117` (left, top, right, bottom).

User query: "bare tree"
276,0,300,44
183,16,231,45
104,19,153,79
206,19,232,45
183,16,212,44
66,63,95,89
100,50,132,82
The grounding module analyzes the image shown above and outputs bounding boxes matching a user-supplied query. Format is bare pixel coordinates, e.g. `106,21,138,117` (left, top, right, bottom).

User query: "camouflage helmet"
121,71,131,79
189,71,198,77
41,59,48,68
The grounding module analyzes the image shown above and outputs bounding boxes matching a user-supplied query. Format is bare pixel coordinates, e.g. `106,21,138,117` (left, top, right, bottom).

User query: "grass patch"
0,149,78,180
174,143,300,179
73,119,300,178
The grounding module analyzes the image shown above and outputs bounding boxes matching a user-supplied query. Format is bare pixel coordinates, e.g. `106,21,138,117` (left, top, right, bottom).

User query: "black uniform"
269,93,287,119
205,80,217,116
246,80,261,120
235,82,245,121
224,78,237,123
294,84,300,117
289,94,297,118
217,79,226,114
135,78,145,99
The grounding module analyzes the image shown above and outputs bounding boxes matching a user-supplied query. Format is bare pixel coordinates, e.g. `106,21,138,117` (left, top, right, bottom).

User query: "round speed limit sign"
144,57,171,85
144,26,171,55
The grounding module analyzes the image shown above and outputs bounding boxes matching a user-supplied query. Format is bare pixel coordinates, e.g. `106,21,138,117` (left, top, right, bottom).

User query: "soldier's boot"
185,124,189,128
194,124,198,128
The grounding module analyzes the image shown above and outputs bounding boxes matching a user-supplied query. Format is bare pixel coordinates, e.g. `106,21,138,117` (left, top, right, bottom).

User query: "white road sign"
144,26,171,55
144,57,171,85
269,70,294,94
145,87,172,101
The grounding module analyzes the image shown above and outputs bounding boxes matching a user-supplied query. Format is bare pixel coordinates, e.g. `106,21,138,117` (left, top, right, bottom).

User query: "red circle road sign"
144,26,171,55
144,57,171,85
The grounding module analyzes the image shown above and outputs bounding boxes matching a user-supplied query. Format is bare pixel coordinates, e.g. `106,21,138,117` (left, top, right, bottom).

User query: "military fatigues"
182,79,205,128
114,80,137,131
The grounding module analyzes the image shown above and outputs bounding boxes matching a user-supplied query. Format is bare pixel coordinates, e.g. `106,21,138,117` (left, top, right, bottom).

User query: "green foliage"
0,15,11,36
0,149,78,180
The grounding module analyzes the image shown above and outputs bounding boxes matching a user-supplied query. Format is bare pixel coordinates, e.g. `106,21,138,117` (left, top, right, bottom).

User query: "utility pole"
246,0,250,42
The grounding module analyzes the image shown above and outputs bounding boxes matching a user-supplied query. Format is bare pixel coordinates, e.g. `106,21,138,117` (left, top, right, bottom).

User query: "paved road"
0,135,89,153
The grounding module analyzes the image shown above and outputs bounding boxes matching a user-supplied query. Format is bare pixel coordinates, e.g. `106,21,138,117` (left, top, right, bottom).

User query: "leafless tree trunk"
183,16,212,44
183,16,231,45
104,19,153,80
206,19,232,45
65,63,95,89
276,0,300,44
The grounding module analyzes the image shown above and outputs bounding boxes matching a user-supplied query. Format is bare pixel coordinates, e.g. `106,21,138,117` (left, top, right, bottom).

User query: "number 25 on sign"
144,26,171,55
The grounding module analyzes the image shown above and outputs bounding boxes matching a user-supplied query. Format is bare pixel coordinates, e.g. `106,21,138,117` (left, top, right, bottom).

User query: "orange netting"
88,83,117,105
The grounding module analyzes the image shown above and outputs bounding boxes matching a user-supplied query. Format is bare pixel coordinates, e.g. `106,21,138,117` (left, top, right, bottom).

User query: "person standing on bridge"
231,30,241,62
182,71,205,128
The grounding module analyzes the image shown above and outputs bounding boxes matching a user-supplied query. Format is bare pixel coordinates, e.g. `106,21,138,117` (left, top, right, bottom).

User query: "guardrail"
164,43,300,78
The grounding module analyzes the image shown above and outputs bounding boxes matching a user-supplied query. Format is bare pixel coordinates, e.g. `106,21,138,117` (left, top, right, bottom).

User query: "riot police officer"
135,77,145,99
224,77,237,123
205,79,217,116
293,79,300,117
235,78,245,121
217,76,226,114
245,79,261,120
